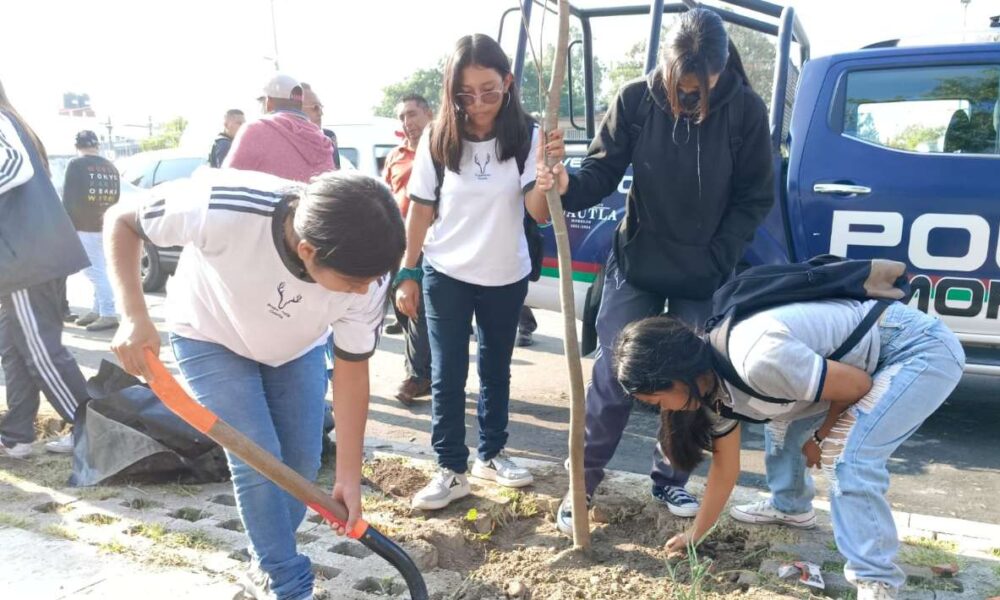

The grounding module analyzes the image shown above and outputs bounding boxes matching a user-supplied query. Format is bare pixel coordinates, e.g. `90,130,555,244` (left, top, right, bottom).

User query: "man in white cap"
224,73,334,183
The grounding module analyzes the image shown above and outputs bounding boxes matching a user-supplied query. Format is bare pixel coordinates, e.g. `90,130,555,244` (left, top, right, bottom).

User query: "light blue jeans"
171,335,327,600
78,231,116,316
762,303,964,590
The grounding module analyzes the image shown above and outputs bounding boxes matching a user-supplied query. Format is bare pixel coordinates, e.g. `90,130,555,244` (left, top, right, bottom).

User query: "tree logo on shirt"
473,153,491,180
268,282,303,319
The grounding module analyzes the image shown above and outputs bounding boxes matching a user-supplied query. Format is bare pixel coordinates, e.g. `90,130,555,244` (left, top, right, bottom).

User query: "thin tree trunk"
541,0,590,550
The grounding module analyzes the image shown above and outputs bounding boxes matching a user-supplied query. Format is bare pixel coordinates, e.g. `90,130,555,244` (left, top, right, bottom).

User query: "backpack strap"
829,300,892,361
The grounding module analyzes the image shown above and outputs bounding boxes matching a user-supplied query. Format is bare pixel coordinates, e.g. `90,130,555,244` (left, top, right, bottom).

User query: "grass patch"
78,513,119,526
990,547,1000,559
822,559,846,573
121,497,162,510
129,522,168,541
168,530,223,551
99,540,129,554
144,550,195,569
497,489,539,520
0,512,31,529
900,536,960,568
42,524,79,541
826,540,839,552
74,486,119,501
33,501,72,514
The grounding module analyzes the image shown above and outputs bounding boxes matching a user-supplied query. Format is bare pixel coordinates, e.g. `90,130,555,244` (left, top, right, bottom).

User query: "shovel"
141,349,429,599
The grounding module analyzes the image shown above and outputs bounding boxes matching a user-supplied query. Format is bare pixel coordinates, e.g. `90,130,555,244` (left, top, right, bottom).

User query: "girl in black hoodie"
537,8,775,535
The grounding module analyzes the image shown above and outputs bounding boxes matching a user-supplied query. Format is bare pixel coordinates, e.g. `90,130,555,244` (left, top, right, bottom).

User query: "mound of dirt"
362,458,431,498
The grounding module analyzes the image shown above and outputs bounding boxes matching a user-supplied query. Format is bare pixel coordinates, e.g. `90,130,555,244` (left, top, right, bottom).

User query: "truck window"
842,64,1000,156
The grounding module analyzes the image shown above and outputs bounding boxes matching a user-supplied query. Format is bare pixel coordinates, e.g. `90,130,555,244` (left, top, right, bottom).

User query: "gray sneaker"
75,312,100,327
411,468,470,510
86,316,119,332
0,439,33,459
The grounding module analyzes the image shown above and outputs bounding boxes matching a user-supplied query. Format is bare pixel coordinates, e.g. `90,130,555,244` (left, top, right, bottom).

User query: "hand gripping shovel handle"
142,350,428,600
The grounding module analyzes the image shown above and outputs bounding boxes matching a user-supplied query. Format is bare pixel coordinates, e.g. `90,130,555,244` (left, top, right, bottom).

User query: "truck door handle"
813,183,872,196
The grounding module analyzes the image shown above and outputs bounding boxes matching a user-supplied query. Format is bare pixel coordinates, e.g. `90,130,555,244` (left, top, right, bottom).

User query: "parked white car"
327,118,401,178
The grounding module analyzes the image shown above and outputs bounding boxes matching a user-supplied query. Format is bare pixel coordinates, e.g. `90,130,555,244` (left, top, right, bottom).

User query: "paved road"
3,275,997,524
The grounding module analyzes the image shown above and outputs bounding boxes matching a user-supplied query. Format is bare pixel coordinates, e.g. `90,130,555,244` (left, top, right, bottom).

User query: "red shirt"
382,143,416,218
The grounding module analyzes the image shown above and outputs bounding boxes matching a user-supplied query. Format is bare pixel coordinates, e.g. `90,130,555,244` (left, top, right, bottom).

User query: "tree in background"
888,123,946,152
140,117,187,152
599,21,776,112
373,59,446,118
521,28,604,121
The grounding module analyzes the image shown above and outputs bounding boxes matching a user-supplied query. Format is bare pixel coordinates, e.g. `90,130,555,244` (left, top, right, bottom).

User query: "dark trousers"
423,264,528,473
584,252,713,495
401,258,432,381
0,279,89,444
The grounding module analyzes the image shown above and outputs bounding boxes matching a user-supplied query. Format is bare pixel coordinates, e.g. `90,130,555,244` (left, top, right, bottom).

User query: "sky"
2,0,997,152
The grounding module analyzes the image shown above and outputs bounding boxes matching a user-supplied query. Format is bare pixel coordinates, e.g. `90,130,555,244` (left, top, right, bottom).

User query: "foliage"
888,124,946,152
373,59,446,118
140,117,187,152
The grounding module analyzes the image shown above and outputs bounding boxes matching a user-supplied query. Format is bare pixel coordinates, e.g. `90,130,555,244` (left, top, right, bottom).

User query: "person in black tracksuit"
0,80,91,457
537,8,775,532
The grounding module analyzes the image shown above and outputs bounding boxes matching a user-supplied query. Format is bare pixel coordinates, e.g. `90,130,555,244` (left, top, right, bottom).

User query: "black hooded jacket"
562,65,774,299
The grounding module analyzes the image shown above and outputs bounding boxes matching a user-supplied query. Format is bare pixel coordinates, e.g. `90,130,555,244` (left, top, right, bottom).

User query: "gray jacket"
0,110,89,296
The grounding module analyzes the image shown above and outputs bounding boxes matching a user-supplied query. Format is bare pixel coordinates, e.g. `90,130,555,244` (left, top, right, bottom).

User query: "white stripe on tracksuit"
11,290,77,418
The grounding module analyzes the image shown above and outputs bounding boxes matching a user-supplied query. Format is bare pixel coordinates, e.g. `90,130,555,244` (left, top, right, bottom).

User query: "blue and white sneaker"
556,491,592,536
651,485,700,518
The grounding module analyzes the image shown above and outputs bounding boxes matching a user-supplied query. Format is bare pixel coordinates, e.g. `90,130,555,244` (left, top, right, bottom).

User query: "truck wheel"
141,243,168,293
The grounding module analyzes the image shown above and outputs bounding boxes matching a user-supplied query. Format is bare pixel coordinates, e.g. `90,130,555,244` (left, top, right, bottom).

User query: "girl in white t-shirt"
106,170,405,600
395,33,559,511
611,302,964,600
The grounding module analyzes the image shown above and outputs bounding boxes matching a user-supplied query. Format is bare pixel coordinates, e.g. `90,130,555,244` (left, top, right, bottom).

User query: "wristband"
812,430,824,445
393,267,422,286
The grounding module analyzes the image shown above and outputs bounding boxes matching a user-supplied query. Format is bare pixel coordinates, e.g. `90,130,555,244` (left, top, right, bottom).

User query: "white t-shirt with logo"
407,126,539,286
138,168,388,367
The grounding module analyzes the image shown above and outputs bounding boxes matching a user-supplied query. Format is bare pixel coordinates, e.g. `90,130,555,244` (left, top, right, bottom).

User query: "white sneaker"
411,468,470,510
44,433,74,454
471,452,533,488
0,440,33,459
730,500,817,529
857,580,897,600
556,491,591,536
238,564,278,600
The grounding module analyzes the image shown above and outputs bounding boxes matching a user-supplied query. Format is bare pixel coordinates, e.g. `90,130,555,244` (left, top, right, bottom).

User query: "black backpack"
430,121,544,282
706,255,911,404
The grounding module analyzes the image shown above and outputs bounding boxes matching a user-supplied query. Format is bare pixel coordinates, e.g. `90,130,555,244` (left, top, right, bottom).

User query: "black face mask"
677,89,701,114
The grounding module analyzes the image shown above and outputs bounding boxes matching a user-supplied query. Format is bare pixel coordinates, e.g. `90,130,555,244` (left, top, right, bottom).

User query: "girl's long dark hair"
0,79,50,174
431,34,531,173
661,7,752,124
292,171,405,279
613,315,718,472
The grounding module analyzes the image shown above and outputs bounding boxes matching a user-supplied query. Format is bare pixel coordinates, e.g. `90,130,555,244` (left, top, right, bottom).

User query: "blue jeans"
423,264,528,473
584,251,712,494
763,303,964,590
78,231,116,316
171,335,327,600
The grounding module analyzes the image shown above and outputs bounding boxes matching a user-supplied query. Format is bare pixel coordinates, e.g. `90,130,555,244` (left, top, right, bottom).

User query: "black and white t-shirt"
719,299,882,424
137,169,388,367
408,127,539,286
63,155,120,232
